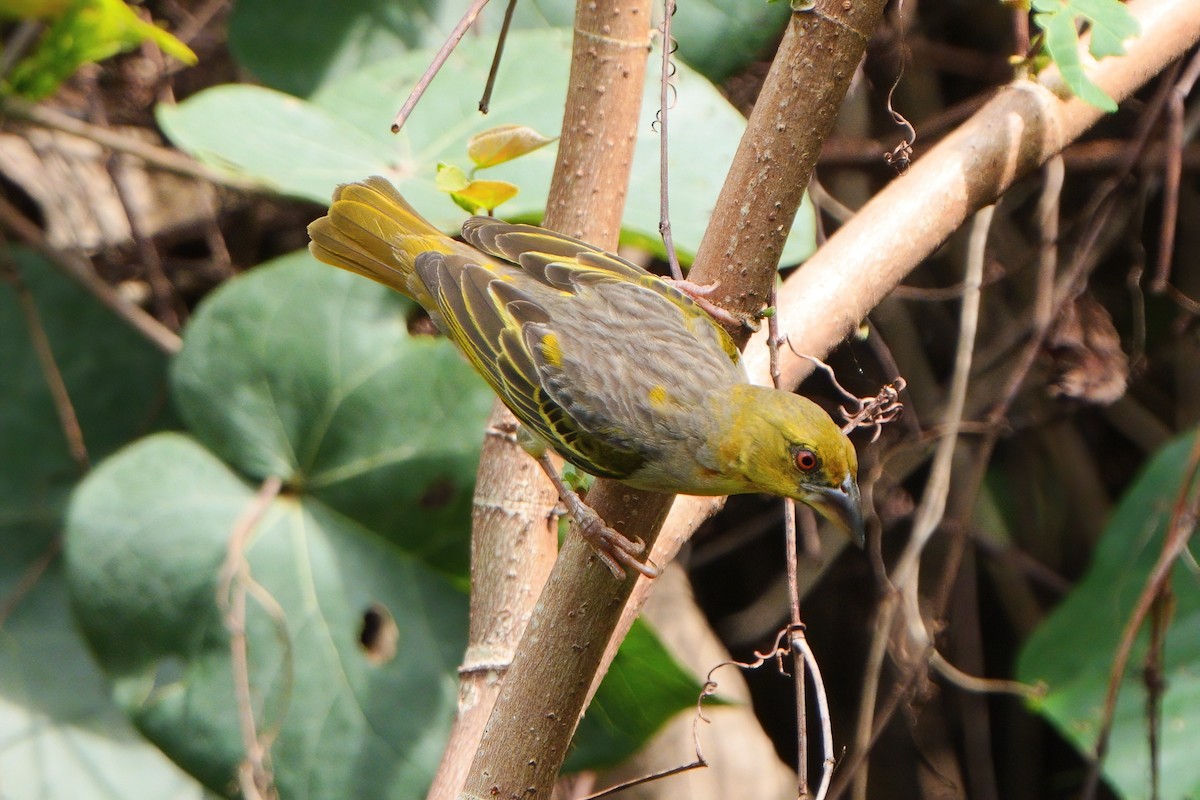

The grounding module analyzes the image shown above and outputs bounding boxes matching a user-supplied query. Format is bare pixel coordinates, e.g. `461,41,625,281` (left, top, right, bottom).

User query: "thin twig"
391,0,492,132
796,635,836,800
1144,591,1171,800
656,0,684,280
0,194,181,353
0,240,90,471
769,278,821,798
0,539,62,630
479,0,518,113
899,204,991,638
779,377,811,794
1081,434,1200,800
850,205,991,800
788,349,905,440
891,271,1006,301
1151,49,1200,292
806,176,856,227
1,98,263,192
170,0,231,45
927,650,1043,700
217,476,285,800
583,759,707,799
882,0,915,173
786,497,809,798
700,625,833,800
990,65,1179,427
767,284,782,391
1036,155,1064,333
85,70,183,331
0,21,42,80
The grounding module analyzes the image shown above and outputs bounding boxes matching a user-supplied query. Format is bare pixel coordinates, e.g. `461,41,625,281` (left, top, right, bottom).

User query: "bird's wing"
413,251,648,480
461,217,742,366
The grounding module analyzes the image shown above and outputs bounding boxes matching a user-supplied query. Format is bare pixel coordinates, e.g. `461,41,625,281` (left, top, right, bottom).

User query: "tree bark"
459,1,889,797
454,0,655,798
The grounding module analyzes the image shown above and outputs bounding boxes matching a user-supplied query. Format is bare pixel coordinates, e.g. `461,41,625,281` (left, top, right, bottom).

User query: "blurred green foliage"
0,0,194,99
1018,430,1200,800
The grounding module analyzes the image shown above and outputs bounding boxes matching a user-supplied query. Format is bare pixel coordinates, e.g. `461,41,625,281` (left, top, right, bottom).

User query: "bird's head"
715,384,864,546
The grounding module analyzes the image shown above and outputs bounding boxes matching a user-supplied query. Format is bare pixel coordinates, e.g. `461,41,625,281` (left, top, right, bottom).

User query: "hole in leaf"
420,478,455,509
358,602,399,664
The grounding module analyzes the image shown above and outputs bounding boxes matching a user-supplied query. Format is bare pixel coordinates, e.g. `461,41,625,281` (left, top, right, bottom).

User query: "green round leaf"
155,84,403,197
64,432,469,799
227,0,460,97
170,250,493,573
226,0,788,97
0,251,199,798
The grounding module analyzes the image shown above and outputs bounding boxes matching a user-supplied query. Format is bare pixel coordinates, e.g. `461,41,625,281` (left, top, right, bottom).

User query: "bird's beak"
808,475,865,547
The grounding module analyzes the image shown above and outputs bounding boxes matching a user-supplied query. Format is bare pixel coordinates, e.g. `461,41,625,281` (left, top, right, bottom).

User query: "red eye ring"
795,448,818,472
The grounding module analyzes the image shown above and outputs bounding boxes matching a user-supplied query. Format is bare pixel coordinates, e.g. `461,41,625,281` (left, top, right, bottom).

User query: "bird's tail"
307,177,465,301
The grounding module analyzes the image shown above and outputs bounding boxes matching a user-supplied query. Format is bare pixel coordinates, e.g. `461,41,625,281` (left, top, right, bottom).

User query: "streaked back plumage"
308,177,747,484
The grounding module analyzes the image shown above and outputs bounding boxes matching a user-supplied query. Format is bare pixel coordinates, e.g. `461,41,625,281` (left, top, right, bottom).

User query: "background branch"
743,0,1200,386
595,0,1200,761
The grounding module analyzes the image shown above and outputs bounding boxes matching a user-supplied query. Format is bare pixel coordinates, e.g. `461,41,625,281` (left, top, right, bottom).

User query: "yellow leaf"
466,124,555,169
434,162,470,193
449,180,519,214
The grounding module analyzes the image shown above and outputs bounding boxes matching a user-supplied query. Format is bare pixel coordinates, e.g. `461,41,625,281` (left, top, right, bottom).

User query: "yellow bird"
308,177,862,578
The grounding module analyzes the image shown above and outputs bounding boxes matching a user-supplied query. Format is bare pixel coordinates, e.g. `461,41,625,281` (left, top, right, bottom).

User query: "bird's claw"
535,451,660,580
574,507,660,581
664,278,756,330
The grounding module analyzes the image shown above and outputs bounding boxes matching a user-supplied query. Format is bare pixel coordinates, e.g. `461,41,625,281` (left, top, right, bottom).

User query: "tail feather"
307,177,462,300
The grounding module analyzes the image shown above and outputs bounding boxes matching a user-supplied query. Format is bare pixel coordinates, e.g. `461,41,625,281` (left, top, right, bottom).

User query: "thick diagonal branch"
598,0,1200,754
457,2,887,798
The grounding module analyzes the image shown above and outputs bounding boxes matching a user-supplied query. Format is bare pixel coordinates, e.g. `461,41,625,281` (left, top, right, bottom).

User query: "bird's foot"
664,279,756,330
534,452,660,580
570,502,661,581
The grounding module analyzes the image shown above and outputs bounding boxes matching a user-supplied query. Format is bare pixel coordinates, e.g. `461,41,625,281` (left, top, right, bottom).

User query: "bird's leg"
534,452,661,580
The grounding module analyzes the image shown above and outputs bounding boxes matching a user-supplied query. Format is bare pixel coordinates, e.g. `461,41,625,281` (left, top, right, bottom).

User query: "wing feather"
462,218,740,365
411,249,646,479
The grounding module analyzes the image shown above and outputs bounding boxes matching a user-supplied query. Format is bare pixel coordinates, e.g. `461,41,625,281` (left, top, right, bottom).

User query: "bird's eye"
794,448,818,472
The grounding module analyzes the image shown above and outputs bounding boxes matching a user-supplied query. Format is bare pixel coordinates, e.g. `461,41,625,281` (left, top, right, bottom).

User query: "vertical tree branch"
427,417,559,799
688,1,885,320
456,1,655,798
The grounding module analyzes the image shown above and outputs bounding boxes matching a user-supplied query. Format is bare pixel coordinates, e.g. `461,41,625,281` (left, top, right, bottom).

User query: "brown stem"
689,1,885,326
478,0,519,114
84,71,183,331
453,1,655,798
0,242,90,472
1150,49,1200,292
2,97,263,192
391,0,493,133
1081,434,1200,800
217,476,285,800
741,0,1200,389
656,0,684,281
0,194,181,354
592,2,1198,793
